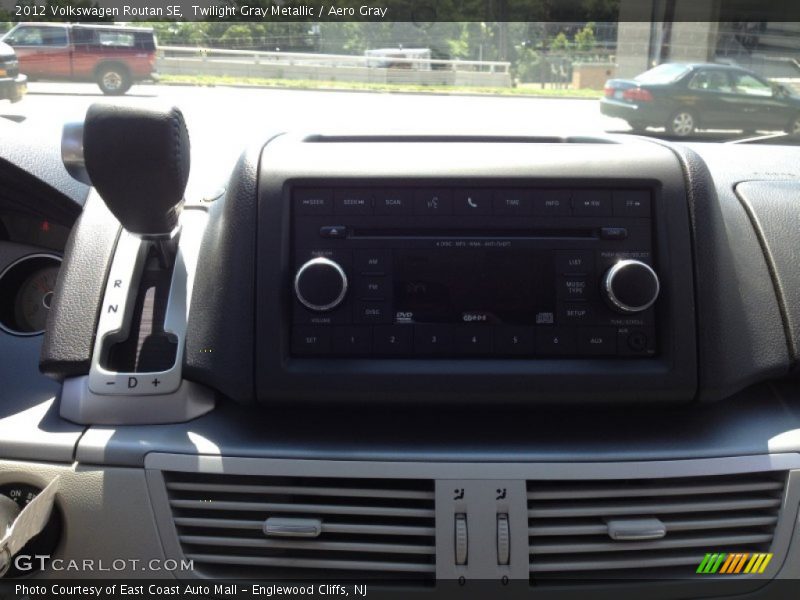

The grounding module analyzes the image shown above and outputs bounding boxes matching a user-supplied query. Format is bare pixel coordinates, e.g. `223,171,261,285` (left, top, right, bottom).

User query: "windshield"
635,63,691,84
2,15,800,192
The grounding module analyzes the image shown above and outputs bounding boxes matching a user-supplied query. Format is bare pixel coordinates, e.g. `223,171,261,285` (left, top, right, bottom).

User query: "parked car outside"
0,41,27,103
600,62,800,137
1,23,156,95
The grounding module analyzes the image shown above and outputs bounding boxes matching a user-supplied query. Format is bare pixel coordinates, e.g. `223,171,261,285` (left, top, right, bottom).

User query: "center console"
256,135,696,404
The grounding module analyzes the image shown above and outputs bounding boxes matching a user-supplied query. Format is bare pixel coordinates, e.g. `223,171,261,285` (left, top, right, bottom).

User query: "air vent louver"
528,472,786,580
164,472,436,581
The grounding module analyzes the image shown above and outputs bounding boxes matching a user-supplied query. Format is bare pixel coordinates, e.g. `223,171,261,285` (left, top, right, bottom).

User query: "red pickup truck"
1,23,156,95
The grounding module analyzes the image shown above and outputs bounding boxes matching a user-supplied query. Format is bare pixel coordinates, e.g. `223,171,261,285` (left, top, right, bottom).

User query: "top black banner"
1,0,799,23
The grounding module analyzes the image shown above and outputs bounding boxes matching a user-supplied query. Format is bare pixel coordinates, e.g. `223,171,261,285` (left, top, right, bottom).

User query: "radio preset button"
355,301,391,324
454,327,492,354
493,190,532,215
536,328,577,355
454,190,492,215
374,326,413,354
375,190,413,215
414,325,453,354
573,190,613,216
355,250,391,274
533,190,571,216
494,327,534,355
414,189,453,215
333,326,373,355
295,189,333,215
335,190,373,215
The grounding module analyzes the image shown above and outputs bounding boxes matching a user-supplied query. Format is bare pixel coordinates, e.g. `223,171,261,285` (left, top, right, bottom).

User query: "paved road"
2,81,633,196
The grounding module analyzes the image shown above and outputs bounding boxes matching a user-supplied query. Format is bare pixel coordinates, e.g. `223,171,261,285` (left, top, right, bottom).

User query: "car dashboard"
1,111,800,597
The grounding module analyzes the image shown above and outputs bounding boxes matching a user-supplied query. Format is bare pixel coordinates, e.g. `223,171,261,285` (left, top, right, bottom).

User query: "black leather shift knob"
83,103,190,236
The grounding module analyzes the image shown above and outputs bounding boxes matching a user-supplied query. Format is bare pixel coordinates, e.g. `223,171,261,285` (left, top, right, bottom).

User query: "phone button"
454,190,492,215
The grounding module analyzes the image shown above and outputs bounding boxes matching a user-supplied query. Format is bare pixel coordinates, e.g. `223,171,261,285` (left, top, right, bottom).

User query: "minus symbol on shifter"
106,381,115,386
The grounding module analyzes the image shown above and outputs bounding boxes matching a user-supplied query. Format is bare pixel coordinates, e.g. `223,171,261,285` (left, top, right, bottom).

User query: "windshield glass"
2,13,800,191
635,64,691,84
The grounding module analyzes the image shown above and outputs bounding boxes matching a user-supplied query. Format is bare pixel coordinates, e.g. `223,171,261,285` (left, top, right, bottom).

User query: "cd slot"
350,227,597,239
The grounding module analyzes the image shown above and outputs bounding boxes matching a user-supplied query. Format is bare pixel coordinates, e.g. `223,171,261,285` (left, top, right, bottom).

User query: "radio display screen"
394,248,556,326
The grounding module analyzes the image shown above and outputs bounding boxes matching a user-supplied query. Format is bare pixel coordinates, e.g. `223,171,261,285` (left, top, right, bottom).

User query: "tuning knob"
602,259,660,313
294,257,348,312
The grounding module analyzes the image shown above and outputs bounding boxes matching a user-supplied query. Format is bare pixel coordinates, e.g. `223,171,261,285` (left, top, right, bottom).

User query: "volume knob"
603,259,660,313
294,257,348,312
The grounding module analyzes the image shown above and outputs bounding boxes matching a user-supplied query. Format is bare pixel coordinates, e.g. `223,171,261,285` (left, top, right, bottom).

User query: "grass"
157,74,604,98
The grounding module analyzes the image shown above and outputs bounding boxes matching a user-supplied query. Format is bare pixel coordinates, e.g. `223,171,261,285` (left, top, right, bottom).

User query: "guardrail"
157,46,513,87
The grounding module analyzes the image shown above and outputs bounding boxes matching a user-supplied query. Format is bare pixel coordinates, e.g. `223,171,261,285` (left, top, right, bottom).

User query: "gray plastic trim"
144,453,800,584
60,375,214,426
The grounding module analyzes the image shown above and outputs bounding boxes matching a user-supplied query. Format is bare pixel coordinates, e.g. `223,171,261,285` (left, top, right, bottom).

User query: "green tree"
574,22,596,51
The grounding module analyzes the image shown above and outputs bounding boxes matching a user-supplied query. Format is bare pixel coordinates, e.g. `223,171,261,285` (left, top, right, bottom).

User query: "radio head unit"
255,135,696,404
290,186,658,359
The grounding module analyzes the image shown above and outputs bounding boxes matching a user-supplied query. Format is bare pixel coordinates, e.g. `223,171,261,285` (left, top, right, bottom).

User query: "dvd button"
292,327,332,355
414,325,453,354
493,327,535,355
560,302,593,323
374,326,413,354
355,301,391,324
559,276,589,299
333,326,372,355
454,327,492,354
355,250,391,274
578,328,617,355
536,328,577,355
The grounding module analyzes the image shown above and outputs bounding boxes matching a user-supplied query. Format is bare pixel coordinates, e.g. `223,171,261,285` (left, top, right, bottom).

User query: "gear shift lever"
82,103,191,238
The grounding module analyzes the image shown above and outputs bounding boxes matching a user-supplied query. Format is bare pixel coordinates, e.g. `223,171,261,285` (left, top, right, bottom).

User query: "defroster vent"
164,472,436,581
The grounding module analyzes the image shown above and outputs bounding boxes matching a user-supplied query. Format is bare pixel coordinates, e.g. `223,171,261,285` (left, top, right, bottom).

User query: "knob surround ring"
604,259,660,313
294,257,348,312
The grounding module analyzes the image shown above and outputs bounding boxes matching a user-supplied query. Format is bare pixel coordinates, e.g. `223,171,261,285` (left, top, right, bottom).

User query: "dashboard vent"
164,472,436,581
528,472,786,580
